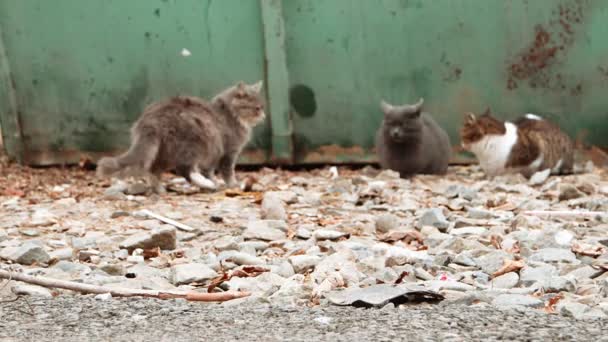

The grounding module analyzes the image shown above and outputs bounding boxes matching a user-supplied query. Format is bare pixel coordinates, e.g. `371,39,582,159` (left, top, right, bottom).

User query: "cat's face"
216,81,266,127
460,108,506,149
380,98,424,143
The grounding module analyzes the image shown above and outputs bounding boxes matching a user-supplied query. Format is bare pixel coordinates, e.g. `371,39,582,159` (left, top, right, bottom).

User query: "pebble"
529,248,578,263
243,221,287,241
289,255,322,273
558,184,584,201
12,284,53,298
170,263,218,285
261,192,287,220
375,213,399,233
492,294,544,308
0,243,51,265
418,208,450,232
119,226,177,252
491,272,519,289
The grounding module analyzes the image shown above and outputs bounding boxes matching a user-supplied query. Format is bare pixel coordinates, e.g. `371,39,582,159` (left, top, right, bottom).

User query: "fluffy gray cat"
97,80,266,193
375,98,451,177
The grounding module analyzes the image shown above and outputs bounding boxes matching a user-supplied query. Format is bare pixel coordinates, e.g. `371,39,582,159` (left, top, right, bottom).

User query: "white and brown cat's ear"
380,100,393,115
464,112,477,124
248,80,264,94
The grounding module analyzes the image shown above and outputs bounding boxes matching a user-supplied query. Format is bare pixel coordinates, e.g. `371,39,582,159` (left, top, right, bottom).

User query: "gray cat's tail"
96,133,160,177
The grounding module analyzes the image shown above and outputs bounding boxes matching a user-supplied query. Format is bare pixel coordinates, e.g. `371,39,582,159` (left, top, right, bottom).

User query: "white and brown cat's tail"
96,133,160,177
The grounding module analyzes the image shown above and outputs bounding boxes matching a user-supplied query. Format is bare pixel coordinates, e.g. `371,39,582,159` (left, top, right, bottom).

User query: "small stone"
492,294,543,308
0,243,51,265
261,193,287,220
170,263,218,285
467,208,495,219
543,277,576,293
104,182,127,200
213,236,241,251
566,265,605,279
474,251,510,275
119,226,177,252
295,227,312,240
238,241,269,251
417,208,450,232
453,253,476,267
451,227,488,236
127,255,144,263
375,213,399,234
491,272,519,289
243,221,287,241
12,284,53,298
529,248,577,263
314,229,349,241
111,211,130,219
558,184,584,201
0,231,7,243
558,301,589,319
289,255,321,273
529,169,551,186
49,248,74,261
53,260,92,275
126,182,149,195
520,264,557,286
219,251,265,266
95,293,113,301
19,229,40,237
100,263,126,276
78,249,100,262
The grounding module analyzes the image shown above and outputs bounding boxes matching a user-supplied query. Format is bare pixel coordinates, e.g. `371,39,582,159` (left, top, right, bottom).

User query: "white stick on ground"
0,270,249,302
139,209,195,232
521,210,606,219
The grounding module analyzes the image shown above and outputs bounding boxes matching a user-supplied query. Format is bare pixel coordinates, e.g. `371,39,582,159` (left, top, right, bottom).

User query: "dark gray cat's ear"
248,80,263,94
412,98,424,113
380,100,393,115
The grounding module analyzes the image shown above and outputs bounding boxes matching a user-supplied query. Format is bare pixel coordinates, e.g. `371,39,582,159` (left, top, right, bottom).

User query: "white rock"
170,263,218,285
261,193,287,220
243,221,287,241
314,229,348,241
0,243,51,265
119,226,177,252
289,255,322,273
491,272,519,289
12,284,53,298
219,251,265,266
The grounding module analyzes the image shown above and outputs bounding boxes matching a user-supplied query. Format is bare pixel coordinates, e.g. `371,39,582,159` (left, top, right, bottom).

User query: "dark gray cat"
97,80,265,193
375,98,451,177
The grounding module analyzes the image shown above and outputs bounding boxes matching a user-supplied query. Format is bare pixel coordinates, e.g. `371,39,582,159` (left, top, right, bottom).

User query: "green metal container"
0,0,606,166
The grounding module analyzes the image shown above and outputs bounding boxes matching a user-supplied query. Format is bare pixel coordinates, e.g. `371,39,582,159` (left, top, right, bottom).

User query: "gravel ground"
1,296,607,342
1,155,608,340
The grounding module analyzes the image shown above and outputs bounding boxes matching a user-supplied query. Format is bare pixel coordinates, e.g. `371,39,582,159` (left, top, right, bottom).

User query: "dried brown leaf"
490,235,503,250
543,293,564,314
491,259,525,279
572,243,606,258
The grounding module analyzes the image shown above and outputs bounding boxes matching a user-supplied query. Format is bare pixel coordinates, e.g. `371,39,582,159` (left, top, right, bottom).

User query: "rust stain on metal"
506,1,587,91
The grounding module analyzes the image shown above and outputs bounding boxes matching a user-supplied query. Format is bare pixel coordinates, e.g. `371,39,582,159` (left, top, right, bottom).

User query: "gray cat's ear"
412,98,424,112
249,80,264,94
380,100,393,115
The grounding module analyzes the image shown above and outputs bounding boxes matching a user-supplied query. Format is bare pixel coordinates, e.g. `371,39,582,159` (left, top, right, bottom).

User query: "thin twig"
0,270,249,302
139,209,195,232
521,210,605,219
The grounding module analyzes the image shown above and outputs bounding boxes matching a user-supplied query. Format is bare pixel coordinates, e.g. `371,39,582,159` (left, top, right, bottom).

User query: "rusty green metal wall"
0,0,607,166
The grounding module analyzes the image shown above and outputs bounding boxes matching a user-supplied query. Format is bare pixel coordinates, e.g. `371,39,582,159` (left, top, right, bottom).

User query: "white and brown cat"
460,108,574,179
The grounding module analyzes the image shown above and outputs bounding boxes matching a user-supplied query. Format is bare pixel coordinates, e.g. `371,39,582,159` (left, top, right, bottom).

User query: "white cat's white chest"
468,122,518,175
